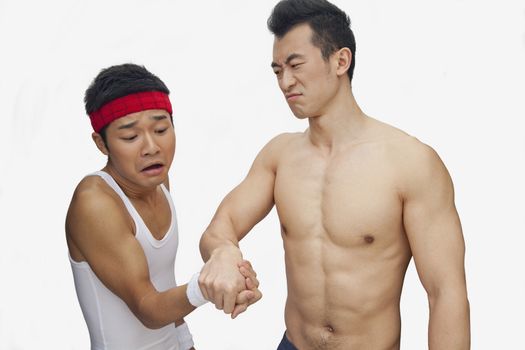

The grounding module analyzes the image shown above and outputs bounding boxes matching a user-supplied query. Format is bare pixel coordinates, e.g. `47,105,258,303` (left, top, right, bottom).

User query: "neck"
307,86,368,152
103,164,161,206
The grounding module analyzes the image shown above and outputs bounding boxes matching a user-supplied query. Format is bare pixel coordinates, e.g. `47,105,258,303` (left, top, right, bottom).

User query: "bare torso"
273,120,415,350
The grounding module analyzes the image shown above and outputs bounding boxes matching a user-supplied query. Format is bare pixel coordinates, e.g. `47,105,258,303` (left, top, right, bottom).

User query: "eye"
122,135,137,141
291,62,303,69
155,128,168,134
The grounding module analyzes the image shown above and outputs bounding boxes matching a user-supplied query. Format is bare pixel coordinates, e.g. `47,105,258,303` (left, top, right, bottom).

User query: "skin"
200,24,470,349
66,109,259,348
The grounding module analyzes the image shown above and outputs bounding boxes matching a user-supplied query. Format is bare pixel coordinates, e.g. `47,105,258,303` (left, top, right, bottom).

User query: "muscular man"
66,64,260,350
199,1,470,349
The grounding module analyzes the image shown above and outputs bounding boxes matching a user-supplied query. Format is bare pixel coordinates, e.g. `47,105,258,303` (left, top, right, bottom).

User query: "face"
93,109,175,190
272,24,340,119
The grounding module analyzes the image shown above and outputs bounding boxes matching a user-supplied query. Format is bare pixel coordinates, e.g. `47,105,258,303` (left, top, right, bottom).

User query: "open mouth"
142,163,163,172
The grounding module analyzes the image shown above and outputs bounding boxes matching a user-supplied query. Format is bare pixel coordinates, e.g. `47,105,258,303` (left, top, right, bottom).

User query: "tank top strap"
159,183,177,219
88,171,177,247
89,171,142,224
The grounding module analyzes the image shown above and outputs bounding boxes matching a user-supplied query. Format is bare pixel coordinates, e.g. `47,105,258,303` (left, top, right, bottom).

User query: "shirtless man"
65,64,259,350
198,1,470,349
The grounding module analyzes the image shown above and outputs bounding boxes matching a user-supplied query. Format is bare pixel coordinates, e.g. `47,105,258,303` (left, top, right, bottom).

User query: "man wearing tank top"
198,1,470,349
66,64,262,350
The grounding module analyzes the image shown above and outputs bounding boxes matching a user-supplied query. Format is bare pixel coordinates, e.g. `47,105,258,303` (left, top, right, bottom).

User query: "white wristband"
175,322,194,350
186,272,208,307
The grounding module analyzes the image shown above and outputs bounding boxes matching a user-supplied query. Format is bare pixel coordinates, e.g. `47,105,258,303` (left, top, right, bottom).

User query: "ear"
92,132,109,155
334,47,352,77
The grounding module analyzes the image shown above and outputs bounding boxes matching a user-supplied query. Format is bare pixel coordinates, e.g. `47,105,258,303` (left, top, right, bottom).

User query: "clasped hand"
199,253,262,319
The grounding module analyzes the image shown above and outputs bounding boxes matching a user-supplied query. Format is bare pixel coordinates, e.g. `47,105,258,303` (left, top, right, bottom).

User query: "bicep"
67,194,155,311
403,148,466,296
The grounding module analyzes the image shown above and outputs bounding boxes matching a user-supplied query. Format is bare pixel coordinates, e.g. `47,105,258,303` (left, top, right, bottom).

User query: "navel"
325,325,335,333
363,234,375,244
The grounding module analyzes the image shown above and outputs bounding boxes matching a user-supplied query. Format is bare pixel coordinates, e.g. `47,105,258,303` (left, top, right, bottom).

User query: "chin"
139,172,167,187
291,109,308,119
142,178,166,190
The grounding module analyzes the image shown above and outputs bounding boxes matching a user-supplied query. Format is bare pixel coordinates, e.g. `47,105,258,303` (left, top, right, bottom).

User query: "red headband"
89,91,172,133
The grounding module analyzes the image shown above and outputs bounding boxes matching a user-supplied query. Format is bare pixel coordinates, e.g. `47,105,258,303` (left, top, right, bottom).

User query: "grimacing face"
272,23,340,119
95,108,175,190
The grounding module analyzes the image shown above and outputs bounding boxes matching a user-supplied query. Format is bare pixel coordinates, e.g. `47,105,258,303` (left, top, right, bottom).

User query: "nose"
279,69,296,92
141,132,160,157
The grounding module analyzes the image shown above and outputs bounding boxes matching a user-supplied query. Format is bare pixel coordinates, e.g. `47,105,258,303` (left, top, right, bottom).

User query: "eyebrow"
117,115,168,130
271,53,305,68
117,121,138,130
151,115,168,121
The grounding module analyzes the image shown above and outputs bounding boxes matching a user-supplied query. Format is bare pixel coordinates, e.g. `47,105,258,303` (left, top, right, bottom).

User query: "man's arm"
66,182,254,329
402,142,470,349
66,185,194,328
199,134,288,315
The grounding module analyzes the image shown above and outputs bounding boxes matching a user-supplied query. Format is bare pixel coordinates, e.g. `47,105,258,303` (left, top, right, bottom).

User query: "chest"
131,194,172,241
274,147,403,245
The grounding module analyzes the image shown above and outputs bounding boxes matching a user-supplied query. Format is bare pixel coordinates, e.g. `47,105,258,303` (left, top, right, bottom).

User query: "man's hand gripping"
199,246,262,319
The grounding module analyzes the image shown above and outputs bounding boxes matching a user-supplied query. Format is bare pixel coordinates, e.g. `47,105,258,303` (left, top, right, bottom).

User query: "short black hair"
267,0,356,81
84,63,170,145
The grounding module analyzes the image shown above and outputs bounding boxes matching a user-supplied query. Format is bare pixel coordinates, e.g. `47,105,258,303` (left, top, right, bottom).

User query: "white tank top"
69,171,183,350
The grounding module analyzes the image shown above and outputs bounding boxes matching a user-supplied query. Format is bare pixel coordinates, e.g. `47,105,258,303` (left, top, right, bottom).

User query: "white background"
1,0,524,349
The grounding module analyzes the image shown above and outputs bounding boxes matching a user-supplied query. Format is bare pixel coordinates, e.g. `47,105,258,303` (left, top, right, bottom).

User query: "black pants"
277,332,298,350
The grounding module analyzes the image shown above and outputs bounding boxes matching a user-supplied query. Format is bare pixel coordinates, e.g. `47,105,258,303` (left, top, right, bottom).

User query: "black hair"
84,63,170,146
267,0,356,81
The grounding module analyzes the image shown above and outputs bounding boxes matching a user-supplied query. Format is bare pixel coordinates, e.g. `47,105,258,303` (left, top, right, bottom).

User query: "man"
199,1,470,349
66,64,260,350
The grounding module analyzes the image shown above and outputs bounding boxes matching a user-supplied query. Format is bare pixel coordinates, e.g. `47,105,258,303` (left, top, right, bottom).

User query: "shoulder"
387,135,451,200
66,175,133,239
253,132,302,167
368,118,442,168
263,132,302,151
366,118,451,195
69,175,119,209
391,136,444,177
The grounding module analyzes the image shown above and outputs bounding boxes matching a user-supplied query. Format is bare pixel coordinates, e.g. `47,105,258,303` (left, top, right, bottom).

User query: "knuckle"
228,282,242,294
198,275,206,286
213,281,227,291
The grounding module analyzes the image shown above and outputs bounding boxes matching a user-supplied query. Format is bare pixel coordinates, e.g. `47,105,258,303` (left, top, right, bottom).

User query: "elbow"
135,306,163,330
427,286,470,311
133,293,166,330
138,316,164,330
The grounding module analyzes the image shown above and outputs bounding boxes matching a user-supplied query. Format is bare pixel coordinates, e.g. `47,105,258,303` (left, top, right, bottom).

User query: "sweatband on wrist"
175,322,194,350
186,272,208,307
89,90,172,133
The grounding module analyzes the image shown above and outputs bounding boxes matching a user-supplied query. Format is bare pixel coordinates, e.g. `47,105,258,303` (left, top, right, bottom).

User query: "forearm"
428,291,470,350
200,216,243,262
137,285,196,329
